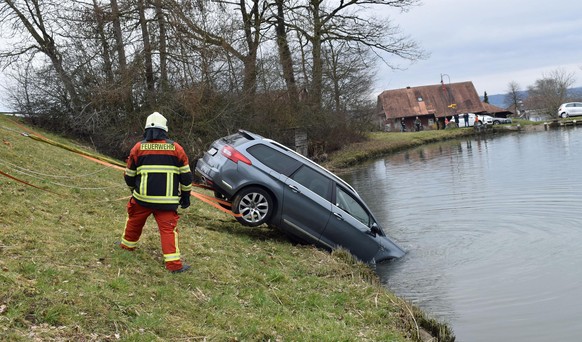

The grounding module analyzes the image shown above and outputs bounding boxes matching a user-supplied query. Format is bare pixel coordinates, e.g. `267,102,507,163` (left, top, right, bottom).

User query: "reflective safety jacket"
124,139,193,211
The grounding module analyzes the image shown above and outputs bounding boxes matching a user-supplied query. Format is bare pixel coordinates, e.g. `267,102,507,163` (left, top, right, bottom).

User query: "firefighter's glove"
179,193,191,209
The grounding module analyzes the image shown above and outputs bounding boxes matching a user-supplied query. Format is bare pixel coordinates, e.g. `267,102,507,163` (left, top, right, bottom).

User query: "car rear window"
247,144,301,175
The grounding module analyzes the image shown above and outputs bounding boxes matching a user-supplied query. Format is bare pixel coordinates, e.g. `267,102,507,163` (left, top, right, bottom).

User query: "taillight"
221,145,252,165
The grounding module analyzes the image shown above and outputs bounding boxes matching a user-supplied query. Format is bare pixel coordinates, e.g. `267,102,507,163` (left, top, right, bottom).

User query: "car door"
320,184,380,261
281,165,333,246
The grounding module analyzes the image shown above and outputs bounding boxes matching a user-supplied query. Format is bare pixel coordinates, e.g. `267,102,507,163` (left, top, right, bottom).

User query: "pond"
342,128,582,341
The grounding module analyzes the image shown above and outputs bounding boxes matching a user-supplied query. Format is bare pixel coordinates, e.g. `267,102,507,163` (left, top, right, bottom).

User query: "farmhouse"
377,81,511,131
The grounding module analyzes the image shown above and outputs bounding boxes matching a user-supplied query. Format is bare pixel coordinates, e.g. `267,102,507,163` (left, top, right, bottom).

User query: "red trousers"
120,198,183,271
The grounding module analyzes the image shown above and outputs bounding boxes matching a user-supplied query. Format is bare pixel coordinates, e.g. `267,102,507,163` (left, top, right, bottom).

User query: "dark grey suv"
195,130,405,263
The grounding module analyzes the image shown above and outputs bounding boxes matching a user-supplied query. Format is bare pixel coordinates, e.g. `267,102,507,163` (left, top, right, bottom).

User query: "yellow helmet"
145,112,168,132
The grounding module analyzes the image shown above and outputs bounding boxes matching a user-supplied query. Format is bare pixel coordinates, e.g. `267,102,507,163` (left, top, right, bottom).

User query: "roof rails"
264,138,357,194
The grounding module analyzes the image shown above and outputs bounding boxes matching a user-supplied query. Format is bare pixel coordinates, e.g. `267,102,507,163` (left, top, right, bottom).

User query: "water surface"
343,128,582,341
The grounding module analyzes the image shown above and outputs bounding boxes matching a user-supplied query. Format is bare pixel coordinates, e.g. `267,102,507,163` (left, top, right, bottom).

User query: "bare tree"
137,0,155,98
287,0,425,110
0,0,82,112
166,0,267,99
526,69,575,118
272,0,298,103
504,81,524,117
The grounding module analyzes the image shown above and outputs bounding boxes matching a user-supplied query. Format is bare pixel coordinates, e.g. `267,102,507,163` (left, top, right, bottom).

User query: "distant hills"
481,87,582,109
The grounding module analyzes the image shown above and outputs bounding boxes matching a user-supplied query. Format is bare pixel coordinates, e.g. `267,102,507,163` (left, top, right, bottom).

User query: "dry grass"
0,116,454,341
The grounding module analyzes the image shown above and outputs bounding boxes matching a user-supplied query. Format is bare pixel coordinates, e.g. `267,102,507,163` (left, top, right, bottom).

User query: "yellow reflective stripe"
180,184,192,191
137,165,180,174
178,165,191,173
133,191,180,204
163,227,180,262
140,173,148,195
121,238,138,248
166,173,173,197
125,168,137,177
164,253,180,262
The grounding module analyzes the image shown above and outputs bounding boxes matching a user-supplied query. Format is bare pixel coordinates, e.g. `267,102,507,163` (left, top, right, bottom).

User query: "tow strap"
3,118,241,218
0,169,61,195
190,188,241,218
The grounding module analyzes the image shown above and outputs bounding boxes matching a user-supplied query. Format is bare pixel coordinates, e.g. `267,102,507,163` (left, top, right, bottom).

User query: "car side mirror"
369,223,380,237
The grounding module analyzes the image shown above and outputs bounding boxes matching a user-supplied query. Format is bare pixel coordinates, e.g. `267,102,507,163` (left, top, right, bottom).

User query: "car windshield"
335,186,370,226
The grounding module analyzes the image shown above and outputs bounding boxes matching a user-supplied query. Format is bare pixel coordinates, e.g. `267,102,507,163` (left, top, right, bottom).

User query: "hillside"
0,115,453,341
482,87,582,108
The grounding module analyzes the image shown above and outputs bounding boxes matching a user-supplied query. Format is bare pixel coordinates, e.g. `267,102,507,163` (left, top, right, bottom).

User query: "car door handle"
288,185,300,193
333,212,343,221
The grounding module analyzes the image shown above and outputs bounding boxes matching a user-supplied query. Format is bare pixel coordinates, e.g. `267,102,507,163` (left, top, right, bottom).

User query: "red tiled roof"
377,81,485,119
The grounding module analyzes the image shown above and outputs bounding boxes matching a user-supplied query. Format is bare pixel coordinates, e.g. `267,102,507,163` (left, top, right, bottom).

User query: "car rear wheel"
233,187,273,227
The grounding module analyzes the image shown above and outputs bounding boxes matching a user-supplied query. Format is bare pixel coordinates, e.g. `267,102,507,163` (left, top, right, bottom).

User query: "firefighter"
119,112,193,273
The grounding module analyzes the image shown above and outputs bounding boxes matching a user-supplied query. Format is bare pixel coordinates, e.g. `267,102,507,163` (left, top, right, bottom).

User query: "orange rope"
6,117,241,218
190,192,241,217
0,169,60,195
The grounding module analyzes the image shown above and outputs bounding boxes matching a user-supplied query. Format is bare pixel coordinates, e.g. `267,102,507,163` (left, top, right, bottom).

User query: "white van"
455,113,493,127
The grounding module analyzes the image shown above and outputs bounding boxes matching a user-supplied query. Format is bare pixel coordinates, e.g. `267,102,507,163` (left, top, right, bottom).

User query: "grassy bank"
325,129,476,170
324,119,544,170
0,115,453,341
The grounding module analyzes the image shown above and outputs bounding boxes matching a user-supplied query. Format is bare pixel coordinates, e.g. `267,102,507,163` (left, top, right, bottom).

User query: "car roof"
237,129,358,194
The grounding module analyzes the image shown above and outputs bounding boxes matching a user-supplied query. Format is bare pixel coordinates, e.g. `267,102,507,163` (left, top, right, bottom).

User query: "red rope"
0,169,60,195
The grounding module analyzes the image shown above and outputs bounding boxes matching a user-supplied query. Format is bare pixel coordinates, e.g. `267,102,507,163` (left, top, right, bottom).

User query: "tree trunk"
138,0,155,100
309,0,323,111
155,0,168,93
110,0,127,73
93,0,114,83
239,0,260,99
110,0,133,111
274,0,298,104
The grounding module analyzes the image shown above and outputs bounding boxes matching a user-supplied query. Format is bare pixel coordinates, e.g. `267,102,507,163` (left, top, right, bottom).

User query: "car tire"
561,113,568,118
493,121,499,125
232,187,273,227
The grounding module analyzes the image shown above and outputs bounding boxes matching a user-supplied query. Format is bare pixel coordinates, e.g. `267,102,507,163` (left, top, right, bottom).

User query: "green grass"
0,115,454,341
324,118,550,170
325,129,476,170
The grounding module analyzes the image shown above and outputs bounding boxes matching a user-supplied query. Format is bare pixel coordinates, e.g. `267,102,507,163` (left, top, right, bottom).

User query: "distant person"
414,116,422,131
400,118,406,132
464,113,469,127
454,114,459,126
474,115,480,126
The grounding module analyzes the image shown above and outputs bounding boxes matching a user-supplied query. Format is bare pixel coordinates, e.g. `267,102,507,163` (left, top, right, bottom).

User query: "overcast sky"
2,0,581,111
374,0,582,96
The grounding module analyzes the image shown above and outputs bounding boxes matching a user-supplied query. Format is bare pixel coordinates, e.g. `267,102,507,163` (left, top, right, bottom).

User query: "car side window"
335,186,370,226
290,165,331,200
247,144,302,175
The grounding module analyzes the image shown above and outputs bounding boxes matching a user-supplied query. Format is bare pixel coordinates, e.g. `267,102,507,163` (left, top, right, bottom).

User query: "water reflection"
344,128,582,341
